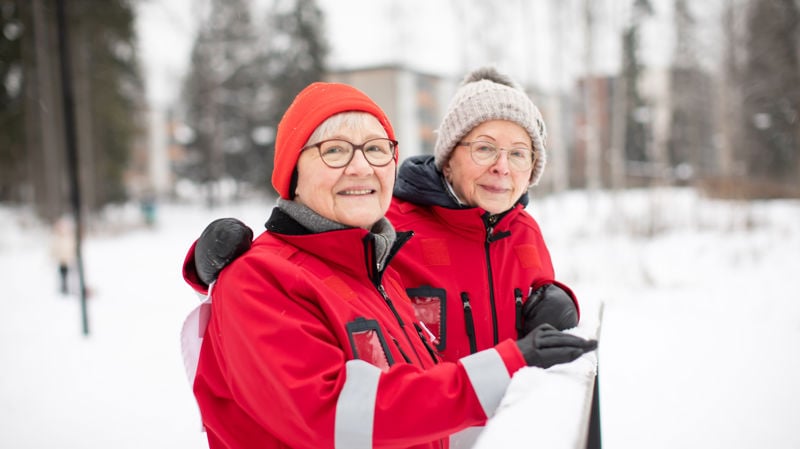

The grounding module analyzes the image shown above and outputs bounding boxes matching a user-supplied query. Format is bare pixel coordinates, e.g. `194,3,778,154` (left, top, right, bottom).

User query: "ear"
527,153,538,183
289,169,299,199
442,162,453,182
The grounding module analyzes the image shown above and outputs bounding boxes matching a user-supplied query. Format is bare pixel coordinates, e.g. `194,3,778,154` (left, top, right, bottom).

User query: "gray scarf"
277,198,397,271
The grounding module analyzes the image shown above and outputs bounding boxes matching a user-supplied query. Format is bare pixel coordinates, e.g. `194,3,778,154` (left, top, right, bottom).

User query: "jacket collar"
264,207,412,284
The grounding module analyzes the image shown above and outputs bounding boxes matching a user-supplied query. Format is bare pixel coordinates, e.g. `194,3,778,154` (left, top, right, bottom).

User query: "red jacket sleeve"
182,240,209,295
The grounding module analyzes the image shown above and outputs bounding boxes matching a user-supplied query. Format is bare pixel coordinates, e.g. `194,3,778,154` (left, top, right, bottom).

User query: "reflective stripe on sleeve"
460,348,511,418
335,359,380,449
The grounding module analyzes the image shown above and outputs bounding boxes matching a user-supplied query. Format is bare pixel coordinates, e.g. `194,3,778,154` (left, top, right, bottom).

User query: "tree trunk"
31,0,66,222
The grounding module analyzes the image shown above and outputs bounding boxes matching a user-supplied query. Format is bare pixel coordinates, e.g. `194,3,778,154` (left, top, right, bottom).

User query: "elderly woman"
386,66,579,361
383,67,583,448
183,81,596,449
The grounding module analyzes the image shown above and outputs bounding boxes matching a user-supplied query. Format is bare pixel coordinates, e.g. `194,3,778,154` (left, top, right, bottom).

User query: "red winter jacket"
386,155,578,362
189,208,527,449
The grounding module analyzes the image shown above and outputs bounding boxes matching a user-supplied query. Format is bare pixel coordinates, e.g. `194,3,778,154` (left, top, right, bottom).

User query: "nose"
344,148,373,174
489,150,511,175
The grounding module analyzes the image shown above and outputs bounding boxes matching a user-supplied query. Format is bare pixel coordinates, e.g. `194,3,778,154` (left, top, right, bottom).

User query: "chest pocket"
405,286,447,352
346,317,394,371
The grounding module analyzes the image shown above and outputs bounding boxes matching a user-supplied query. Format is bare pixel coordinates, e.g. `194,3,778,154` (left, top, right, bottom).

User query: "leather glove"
516,323,597,369
194,218,253,286
522,283,578,334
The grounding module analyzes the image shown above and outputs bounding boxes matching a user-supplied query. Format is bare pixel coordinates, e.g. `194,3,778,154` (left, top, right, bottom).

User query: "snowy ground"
1,188,799,449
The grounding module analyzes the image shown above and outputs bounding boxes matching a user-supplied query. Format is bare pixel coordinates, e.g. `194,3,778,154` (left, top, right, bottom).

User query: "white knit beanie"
434,66,548,186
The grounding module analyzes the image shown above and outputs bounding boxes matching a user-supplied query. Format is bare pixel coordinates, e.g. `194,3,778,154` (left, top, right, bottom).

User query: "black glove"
516,323,597,369
194,218,253,286
521,284,578,334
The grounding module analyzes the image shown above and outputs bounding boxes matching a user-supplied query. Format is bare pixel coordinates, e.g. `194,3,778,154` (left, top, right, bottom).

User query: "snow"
2,188,799,448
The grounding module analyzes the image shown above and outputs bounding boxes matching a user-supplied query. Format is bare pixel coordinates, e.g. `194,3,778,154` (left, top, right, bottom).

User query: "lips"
480,185,510,193
339,188,375,195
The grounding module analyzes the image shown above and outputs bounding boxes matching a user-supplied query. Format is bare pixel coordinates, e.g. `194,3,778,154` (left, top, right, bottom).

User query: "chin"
342,214,382,229
477,199,512,215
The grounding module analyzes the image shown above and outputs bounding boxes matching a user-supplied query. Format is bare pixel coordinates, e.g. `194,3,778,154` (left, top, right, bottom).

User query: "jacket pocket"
405,286,447,352
346,317,394,371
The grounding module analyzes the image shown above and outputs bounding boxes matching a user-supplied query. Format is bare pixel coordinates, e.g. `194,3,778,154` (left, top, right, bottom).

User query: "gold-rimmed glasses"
457,141,534,171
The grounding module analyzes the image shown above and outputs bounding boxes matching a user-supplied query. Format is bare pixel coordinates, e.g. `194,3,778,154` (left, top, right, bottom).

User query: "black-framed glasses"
457,141,535,172
302,138,398,168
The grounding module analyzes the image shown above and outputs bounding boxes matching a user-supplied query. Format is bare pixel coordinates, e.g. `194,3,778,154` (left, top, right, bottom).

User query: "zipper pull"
378,284,404,327
460,292,477,354
414,322,439,364
515,288,524,337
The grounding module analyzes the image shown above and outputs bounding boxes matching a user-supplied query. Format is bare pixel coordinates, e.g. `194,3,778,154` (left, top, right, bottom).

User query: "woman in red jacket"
386,66,577,365
184,80,596,449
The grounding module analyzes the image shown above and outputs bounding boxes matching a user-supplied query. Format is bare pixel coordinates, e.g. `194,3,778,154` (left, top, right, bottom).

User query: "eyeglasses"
302,138,398,168
457,141,535,172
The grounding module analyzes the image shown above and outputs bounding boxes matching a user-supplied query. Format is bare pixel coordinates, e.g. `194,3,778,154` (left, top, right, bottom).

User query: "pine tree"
180,0,259,204
5,0,143,220
178,0,328,200
76,0,144,207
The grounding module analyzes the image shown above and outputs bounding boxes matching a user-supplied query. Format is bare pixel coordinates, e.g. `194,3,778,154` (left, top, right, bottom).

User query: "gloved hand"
516,323,597,369
522,283,578,334
194,218,253,286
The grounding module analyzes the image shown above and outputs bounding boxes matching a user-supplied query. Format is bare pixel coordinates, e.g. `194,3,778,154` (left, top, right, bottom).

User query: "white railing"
473,300,604,449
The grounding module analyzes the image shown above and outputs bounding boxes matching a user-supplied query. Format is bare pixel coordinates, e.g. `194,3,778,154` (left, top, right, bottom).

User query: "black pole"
586,370,602,449
55,0,89,336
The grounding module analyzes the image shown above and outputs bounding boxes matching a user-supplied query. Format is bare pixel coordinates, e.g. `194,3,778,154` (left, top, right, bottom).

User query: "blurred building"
325,65,456,161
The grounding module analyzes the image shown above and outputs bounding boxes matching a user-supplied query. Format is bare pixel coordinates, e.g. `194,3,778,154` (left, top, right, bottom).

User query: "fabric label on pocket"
406,286,447,351
346,317,394,371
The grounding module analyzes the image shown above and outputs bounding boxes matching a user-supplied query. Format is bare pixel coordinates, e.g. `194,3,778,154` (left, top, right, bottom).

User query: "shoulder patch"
324,275,357,302
421,238,451,266
514,244,544,270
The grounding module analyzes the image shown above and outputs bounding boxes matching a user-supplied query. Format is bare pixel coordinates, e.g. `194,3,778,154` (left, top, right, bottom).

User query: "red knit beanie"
272,82,397,199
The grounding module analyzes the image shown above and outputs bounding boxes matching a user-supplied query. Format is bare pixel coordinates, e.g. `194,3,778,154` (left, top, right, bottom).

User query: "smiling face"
442,119,534,215
294,113,396,229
